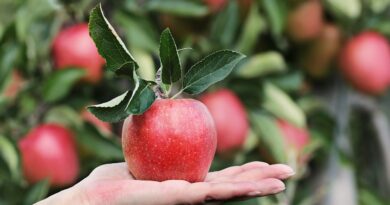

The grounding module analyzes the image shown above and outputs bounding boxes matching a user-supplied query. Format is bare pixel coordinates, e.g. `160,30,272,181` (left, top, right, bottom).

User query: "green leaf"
159,28,181,84
0,136,20,180
261,0,287,37
262,82,306,127
88,72,156,122
146,0,208,17
237,52,286,78
23,179,50,205
326,0,361,19
89,4,138,77
125,72,156,115
44,106,84,129
114,11,159,53
76,124,123,160
236,2,266,54
88,91,133,123
250,112,286,163
210,1,239,47
0,42,21,91
42,68,85,102
269,71,303,92
182,50,245,95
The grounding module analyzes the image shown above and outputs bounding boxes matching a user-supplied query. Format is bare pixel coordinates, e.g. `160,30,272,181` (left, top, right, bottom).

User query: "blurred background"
1,0,390,204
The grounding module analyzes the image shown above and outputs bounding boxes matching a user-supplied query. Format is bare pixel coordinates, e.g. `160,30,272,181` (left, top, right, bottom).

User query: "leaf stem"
171,89,184,99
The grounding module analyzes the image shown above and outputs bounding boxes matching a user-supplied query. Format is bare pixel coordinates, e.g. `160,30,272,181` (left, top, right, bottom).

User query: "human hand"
37,162,294,205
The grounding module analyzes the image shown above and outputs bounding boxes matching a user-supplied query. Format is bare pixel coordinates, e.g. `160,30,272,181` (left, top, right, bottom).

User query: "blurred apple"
204,0,227,12
81,109,112,134
340,31,390,95
277,119,310,163
1,71,24,99
300,24,341,78
19,124,79,187
287,0,324,42
200,89,249,154
52,23,105,84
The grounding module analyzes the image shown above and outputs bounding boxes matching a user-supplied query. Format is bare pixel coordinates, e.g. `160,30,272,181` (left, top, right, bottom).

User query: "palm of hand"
75,162,294,205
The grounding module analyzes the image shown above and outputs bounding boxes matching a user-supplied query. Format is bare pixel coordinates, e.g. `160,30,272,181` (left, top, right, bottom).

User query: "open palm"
62,162,294,205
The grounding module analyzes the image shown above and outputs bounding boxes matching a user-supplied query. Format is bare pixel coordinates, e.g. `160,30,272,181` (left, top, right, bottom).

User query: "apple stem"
154,67,168,99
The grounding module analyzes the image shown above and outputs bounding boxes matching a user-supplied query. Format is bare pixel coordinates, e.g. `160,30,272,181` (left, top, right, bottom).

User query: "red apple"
300,24,341,78
52,23,105,84
340,31,390,95
204,0,227,12
19,124,79,187
122,99,217,182
1,71,24,99
287,0,323,42
200,89,249,154
81,109,112,134
276,119,310,162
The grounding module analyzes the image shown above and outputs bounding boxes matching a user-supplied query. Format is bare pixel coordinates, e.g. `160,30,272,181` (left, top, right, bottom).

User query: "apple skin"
81,109,112,134
300,24,341,78
122,99,217,182
52,23,105,84
287,0,323,42
18,124,79,187
200,89,249,154
340,31,390,95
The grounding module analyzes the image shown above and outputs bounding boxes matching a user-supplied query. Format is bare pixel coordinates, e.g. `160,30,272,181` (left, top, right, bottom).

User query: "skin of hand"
36,162,294,205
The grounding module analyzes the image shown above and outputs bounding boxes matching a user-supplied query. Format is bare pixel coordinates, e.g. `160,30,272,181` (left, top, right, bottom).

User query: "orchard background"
1,0,390,204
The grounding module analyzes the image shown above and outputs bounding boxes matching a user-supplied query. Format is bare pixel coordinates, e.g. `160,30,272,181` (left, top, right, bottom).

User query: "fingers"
206,161,269,182
85,162,134,181
208,164,294,183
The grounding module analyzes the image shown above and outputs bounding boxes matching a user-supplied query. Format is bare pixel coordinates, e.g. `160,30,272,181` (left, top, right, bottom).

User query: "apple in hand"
287,0,323,42
122,99,217,182
18,124,79,187
276,119,310,162
52,23,105,84
340,31,390,95
200,89,249,154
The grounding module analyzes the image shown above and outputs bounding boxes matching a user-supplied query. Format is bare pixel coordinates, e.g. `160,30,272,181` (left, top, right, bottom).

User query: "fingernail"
272,185,286,194
247,191,262,196
279,171,295,179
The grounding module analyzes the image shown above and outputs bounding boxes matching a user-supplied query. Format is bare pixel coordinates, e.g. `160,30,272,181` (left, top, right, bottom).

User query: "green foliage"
182,50,245,94
159,28,181,84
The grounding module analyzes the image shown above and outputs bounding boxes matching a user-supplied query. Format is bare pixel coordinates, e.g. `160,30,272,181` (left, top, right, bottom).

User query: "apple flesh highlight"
122,99,217,182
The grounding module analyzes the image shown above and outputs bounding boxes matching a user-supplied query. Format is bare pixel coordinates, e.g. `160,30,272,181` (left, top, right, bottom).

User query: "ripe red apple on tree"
18,124,79,187
287,0,324,42
122,99,217,182
200,89,249,154
81,109,112,134
1,71,24,99
277,119,310,162
88,5,245,182
340,31,390,95
52,23,105,84
300,24,341,78
204,0,227,12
